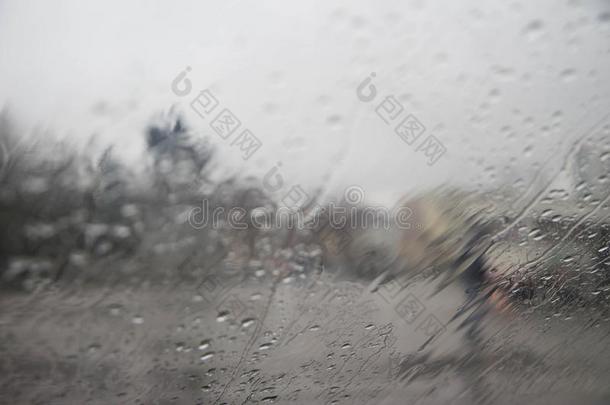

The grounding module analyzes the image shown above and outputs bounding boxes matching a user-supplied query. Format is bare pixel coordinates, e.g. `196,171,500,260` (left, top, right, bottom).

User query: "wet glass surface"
1,1,610,404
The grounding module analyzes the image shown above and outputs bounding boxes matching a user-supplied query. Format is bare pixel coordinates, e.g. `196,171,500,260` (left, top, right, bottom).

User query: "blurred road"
2,267,609,405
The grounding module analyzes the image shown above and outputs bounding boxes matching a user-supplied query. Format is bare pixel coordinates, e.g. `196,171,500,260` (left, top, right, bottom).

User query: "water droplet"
489,88,501,103
108,303,122,316
87,343,101,354
528,228,545,240
198,339,211,350
255,269,266,277
200,352,215,361
217,311,230,322
241,318,256,328
560,69,576,82
259,342,273,350
598,11,610,24
132,316,144,325
326,114,342,126
523,20,544,40
263,102,278,114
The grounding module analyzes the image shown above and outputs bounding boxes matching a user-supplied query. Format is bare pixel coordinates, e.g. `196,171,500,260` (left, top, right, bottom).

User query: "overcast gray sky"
1,0,609,204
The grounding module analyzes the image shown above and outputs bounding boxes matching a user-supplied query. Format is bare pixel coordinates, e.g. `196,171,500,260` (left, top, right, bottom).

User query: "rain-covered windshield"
1,1,610,404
